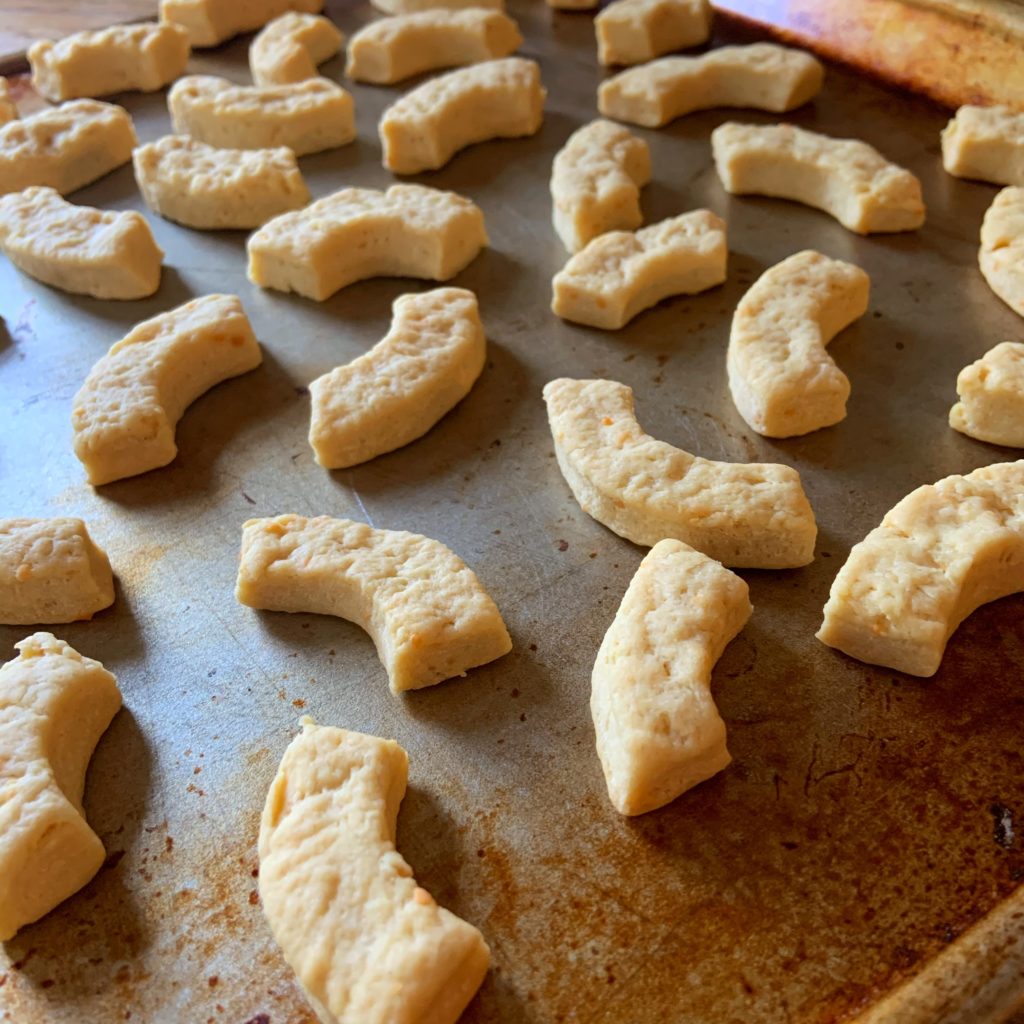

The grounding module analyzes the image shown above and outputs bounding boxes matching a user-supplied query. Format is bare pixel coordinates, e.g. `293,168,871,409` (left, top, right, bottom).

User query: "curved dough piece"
0,519,114,625
0,633,122,941
379,57,544,174
347,9,521,86
593,539,750,815
980,186,1024,317
248,184,487,301
160,0,323,47
942,105,1024,187
595,0,711,67
711,122,925,235
599,43,823,127
0,79,16,126
950,342,1024,447
309,287,486,469
551,210,726,330
72,294,262,485
259,719,490,1024
372,0,503,12
236,515,512,691
133,135,309,230
728,250,870,438
550,118,651,253
169,75,355,156
817,461,1024,677
0,186,163,300
543,377,817,567
250,12,343,87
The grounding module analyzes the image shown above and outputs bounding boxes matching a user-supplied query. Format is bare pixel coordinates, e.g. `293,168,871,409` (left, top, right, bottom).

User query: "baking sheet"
2,4,1024,1022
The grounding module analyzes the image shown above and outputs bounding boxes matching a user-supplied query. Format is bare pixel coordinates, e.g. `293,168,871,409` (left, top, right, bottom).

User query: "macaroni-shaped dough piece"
250,12,343,87
712,122,925,235
347,9,522,85
309,288,486,469
236,515,512,691
248,184,487,301
980,186,1024,317
259,720,490,1024
950,342,1024,447
133,135,309,230
379,57,544,174
372,0,503,12
728,250,870,438
0,99,136,197
817,461,1024,677
0,633,122,940
593,539,750,815
551,210,726,330
169,75,355,156
160,0,323,47
942,105,1024,187
0,186,163,300
599,43,823,128
550,118,651,253
72,294,262,485
0,78,19,125
543,378,817,567
0,519,114,625
595,0,711,67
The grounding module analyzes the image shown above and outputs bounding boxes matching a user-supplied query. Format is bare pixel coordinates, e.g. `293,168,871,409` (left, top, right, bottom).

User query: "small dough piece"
950,342,1024,447
250,12,343,87
728,250,870,438
133,135,309,230
309,287,486,469
941,105,1024,186
168,75,355,156
543,377,817,568
595,0,711,67
0,79,18,125
372,0,503,12
593,539,750,816
248,184,487,301
0,99,136,197
551,210,726,330
380,57,544,174
599,43,823,127
711,122,925,234
28,23,190,103
347,9,522,86
550,118,651,253
817,461,1024,677
979,186,1024,317
0,633,122,941
160,0,323,48
72,294,262,485
237,515,512,691
0,186,163,300
0,519,114,625
259,719,490,1024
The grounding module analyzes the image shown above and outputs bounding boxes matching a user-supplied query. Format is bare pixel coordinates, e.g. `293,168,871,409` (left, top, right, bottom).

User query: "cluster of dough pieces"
3,0,1024,1021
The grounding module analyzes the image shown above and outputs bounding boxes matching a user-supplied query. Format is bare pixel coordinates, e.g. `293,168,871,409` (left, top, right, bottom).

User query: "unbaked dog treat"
236,515,512,691
347,9,522,85
728,250,870,438
550,118,651,253
942,105,1024,186
72,295,262,485
309,288,486,469
259,720,490,1024
551,210,726,329
379,57,544,174
29,23,190,102
950,342,1024,447
169,75,355,156
0,186,163,299
0,100,136,197
543,377,817,567
593,539,750,816
599,43,823,127
0,633,121,940
250,12,343,86
980,186,1024,317
712,122,925,234
133,135,309,229
0,519,114,625
0,79,18,125
248,184,487,301
372,0,503,11
817,461,1024,677
595,0,711,67
160,0,323,47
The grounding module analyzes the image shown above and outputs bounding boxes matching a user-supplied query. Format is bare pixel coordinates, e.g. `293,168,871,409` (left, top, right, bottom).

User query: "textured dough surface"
0,79,16,125
979,186,1024,317
160,0,323,47
595,0,711,67
950,342,1024,447
250,12,343,86
942,104,1024,187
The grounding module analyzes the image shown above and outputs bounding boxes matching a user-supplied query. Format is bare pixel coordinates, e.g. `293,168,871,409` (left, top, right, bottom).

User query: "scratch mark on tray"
347,474,375,527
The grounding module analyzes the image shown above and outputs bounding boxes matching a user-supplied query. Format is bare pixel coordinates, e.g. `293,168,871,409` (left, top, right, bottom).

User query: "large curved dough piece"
259,719,490,1024
160,0,323,47
309,287,486,469
950,342,1024,447
543,378,817,568
0,633,122,940
0,79,17,126
72,294,262,485
942,105,1024,187
595,0,711,67
728,250,870,438
817,461,1024,677
980,187,1024,318
237,515,512,691
250,12,343,86
712,122,925,235
372,0,503,12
